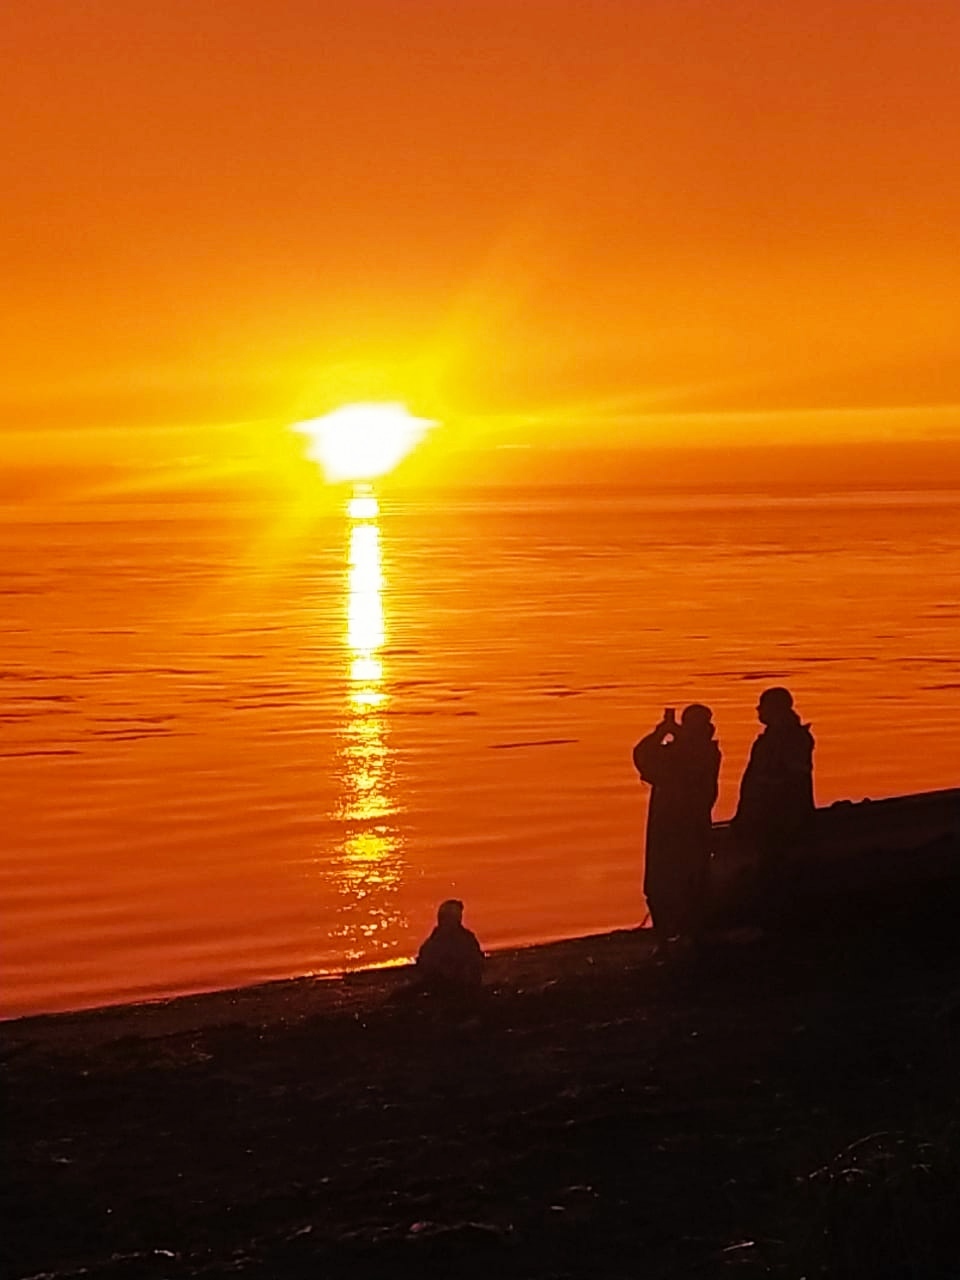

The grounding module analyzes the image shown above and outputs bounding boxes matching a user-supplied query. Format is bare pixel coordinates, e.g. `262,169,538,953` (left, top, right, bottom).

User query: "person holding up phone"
632,704,721,955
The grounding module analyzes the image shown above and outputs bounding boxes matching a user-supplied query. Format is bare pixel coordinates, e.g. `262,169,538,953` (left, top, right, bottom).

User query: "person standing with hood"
633,704,721,953
734,686,815,866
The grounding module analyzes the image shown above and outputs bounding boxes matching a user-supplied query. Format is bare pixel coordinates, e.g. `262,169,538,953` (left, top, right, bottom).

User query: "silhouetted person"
734,686,815,867
415,899,484,992
633,704,721,951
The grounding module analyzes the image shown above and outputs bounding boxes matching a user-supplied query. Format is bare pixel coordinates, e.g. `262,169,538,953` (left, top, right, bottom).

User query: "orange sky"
3,0,959,487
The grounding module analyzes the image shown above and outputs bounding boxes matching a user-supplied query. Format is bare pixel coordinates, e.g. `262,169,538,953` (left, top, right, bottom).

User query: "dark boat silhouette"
710,786,960,924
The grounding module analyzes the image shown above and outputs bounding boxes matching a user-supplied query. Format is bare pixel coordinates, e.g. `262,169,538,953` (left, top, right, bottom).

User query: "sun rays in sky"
2,0,960,504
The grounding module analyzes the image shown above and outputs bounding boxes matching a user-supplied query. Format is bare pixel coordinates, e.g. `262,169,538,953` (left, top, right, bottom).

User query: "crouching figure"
416,899,484,992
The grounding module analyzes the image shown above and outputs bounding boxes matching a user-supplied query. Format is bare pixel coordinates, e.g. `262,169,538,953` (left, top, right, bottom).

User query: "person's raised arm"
632,715,674,784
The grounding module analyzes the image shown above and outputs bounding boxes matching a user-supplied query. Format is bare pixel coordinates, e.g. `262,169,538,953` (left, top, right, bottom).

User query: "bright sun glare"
292,402,437,483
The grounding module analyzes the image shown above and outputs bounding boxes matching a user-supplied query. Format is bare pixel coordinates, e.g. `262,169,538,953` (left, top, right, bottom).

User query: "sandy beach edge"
2,926,653,1053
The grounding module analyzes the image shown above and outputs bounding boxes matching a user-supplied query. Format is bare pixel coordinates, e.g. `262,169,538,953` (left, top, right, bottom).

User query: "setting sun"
292,403,437,483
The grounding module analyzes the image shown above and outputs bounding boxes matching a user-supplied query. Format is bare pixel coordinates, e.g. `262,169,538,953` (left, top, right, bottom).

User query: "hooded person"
415,899,484,991
632,703,721,949
734,686,815,861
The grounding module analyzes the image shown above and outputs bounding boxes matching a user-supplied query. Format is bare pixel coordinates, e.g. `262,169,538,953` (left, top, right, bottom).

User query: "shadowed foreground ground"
5,867,960,1279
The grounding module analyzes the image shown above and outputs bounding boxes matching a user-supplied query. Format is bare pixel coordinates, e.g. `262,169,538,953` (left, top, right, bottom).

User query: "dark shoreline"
4,928,649,1049
7,858,960,1280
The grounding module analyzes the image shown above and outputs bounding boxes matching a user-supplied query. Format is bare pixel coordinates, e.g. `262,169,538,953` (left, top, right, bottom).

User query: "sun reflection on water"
330,485,406,961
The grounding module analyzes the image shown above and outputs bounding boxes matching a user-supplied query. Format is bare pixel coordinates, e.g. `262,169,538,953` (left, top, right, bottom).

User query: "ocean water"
2,484,959,1017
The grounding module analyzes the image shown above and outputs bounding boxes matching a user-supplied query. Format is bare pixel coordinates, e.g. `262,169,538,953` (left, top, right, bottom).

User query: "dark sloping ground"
5,852,960,1280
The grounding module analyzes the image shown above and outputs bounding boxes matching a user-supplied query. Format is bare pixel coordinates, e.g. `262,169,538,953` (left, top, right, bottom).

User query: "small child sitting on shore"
415,899,484,993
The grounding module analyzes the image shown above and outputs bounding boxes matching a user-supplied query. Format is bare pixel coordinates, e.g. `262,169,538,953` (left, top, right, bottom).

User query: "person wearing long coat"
633,704,721,948
734,686,815,864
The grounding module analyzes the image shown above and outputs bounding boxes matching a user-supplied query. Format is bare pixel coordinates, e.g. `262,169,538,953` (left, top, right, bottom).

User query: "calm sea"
3,484,959,1017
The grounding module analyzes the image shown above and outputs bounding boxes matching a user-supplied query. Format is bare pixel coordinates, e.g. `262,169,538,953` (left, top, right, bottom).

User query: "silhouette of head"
680,703,715,738
437,898,464,927
757,686,795,726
